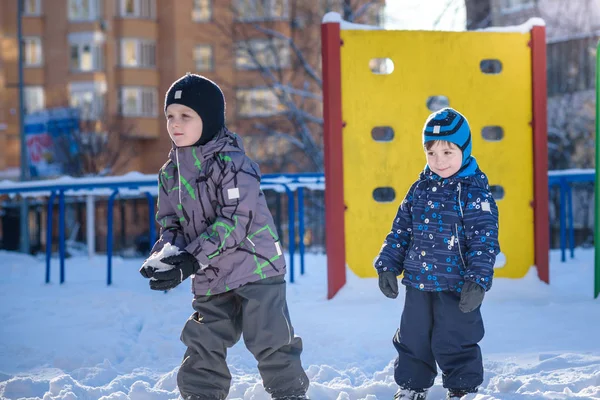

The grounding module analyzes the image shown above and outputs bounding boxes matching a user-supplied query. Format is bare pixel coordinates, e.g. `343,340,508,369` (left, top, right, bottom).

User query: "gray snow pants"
177,275,309,400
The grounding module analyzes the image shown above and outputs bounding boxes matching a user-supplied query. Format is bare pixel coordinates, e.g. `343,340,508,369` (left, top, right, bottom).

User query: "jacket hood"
421,157,490,190
169,127,245,162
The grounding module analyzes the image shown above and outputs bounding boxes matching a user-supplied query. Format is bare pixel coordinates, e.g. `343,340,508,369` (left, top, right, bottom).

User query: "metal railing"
2,169,595,282
0,173,324,285
548,169,595,262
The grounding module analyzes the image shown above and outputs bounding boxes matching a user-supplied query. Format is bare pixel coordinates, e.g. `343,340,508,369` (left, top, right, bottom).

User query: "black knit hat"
164,73,226,146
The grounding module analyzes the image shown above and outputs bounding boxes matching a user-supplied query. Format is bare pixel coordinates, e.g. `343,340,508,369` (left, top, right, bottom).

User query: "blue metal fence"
0,173,324,285
548,169,595,262
1,169,594,283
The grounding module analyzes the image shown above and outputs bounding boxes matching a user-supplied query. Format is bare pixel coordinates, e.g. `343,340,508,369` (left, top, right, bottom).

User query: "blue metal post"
107,190,119,286
58,190,66,284
559,180,567,262
567,184,575,259
298,187,305,275
45,191,56,284
17,0,31,254
145,192,156,247
285,186,295,283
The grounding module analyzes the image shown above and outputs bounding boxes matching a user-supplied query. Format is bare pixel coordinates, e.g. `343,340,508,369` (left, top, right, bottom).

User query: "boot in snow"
447,388,477,399
394,388,428,400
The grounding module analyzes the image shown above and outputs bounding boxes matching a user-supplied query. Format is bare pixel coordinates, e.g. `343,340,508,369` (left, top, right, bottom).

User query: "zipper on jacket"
457,182,464,217
455,223,466,267
176,148,183,204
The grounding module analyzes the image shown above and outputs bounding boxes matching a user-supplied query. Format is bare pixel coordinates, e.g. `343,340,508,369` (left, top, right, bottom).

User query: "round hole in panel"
373,187,396,203
490,185,505,200
480,59,503,74
482,126,504,141
371,126,394,142
426,96,449,111
369,58,394,75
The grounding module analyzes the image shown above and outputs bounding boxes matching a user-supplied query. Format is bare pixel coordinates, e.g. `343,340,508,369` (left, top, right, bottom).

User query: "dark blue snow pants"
393,286,485,391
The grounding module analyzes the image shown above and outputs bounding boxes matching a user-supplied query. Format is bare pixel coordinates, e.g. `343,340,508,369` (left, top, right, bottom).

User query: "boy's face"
425,141,462,178
166,104,203,147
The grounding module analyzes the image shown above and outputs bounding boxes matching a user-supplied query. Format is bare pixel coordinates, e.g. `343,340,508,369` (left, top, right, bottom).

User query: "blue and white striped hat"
423,107,472,166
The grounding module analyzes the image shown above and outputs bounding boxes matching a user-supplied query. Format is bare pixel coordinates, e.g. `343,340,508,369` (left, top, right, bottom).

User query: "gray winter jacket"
150,128,286,295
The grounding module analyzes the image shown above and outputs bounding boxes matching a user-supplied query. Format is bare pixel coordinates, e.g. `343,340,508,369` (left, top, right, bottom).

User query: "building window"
235,38,290,70
22,0,41,16
234,0,289,21
24,86,45,114
120,87,157,117
68,0,101,21
192,0,212,22
119,0,155,18
236,88,284,117
547,35,598,96
69,82,106,120
500,0,535,13
23,37,43,67
193,45,213,71
68,32,105,72
120,39,156,68
70,43,103,71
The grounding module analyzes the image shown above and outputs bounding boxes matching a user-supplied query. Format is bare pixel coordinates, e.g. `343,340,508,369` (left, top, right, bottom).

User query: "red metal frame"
321,21,346,299
531,26,550,283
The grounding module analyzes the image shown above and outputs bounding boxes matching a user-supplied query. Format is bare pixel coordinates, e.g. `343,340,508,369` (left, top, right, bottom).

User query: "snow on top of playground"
322,12,383,30
478,17,546,33
322,11,544,34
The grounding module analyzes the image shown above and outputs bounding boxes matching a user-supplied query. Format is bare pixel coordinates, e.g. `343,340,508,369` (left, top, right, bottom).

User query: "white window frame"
236,87,283,117
23,37,43,67
68,0,101,21
24,86,45,115
235,38,290,70
192,0,212,22
234,0,289,22
69,43,103,71
119,0,156,19
194,45,213,71
500,0,535,14
22,0,42,16
69,81,106,120
120,86,158,117
120,38,156,68
68,32,105,72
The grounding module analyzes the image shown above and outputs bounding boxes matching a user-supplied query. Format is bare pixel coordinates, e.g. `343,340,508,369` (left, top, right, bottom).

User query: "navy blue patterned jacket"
374,162,499,292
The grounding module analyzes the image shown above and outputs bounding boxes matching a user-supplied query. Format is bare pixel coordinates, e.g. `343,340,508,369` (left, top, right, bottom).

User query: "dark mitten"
378,271,399,299
149,251,200,291
139,262,155,278
459,281,485,313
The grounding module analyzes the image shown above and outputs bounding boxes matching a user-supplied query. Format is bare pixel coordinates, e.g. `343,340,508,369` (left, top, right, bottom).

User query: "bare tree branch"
250,24,323,88
205,0,383,172
52,110,138,177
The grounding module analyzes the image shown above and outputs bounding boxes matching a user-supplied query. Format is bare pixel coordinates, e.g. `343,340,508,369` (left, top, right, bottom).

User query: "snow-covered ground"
1,249,599,400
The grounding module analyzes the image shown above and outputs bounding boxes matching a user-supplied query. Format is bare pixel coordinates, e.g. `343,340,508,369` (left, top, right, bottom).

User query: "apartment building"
0,0,383,177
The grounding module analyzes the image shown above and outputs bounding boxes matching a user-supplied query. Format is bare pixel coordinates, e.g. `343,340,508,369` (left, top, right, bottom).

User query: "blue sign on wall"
24,107,80,178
